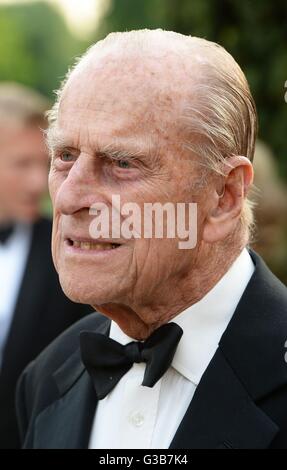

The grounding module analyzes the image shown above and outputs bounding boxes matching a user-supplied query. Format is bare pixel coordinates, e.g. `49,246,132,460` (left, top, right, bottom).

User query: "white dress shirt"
0,224,31,370
89,248,255,449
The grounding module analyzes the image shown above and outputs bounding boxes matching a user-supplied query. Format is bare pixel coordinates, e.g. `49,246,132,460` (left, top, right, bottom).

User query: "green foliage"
0,1,88,99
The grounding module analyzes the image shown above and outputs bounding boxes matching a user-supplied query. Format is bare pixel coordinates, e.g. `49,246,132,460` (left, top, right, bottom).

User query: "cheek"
133,238,174,282
48,170,58,201
48,165,67,201
51,214,62,272
146,237,195,281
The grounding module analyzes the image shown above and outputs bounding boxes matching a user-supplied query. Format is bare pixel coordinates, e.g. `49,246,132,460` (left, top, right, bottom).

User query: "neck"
95,242,245,340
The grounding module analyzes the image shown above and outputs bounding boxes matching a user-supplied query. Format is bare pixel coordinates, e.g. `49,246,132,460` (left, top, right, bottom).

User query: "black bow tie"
80,322,183,400
0,224,14,244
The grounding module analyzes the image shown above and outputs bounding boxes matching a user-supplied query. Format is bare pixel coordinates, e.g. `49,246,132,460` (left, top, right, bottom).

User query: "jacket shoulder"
30,312,108,379
16,312,109,445
18,313,106,397
221,250,287,401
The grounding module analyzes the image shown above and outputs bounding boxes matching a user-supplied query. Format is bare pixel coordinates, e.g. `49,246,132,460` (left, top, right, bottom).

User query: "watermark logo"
89,195,198,249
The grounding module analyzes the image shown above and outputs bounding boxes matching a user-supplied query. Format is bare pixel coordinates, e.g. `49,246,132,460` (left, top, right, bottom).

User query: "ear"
203,156,254,243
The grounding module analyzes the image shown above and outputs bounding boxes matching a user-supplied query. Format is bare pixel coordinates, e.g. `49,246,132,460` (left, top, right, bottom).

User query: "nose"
52,153,100,216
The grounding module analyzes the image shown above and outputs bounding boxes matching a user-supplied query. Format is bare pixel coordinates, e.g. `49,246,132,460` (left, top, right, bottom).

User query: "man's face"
0,125,48,223
49,55,210,316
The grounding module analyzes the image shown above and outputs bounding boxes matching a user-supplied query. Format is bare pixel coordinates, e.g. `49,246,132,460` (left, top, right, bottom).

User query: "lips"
66,238,121,251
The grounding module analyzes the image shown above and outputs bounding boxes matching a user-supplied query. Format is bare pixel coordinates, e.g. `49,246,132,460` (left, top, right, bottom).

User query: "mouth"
66,238,121,252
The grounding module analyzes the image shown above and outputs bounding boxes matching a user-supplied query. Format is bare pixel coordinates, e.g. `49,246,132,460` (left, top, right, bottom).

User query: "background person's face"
0,125,48,223
49,56,210,314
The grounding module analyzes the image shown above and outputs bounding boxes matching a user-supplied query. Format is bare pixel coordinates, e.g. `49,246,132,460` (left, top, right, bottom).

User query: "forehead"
63,52,181,106
57,53,187,147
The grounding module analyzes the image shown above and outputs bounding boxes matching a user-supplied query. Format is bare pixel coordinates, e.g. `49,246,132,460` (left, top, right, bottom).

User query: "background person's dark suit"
0,218,91,449
16,251,287,449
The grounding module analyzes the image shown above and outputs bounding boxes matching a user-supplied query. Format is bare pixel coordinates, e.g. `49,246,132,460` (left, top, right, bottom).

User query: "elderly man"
0,83,91,449
17,30,287,449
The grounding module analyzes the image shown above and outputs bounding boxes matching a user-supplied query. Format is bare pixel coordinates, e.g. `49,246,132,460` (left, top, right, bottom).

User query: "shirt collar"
110,248,254,386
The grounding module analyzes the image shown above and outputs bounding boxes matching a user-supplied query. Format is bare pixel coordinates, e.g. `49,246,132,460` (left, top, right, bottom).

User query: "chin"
58,274,116,307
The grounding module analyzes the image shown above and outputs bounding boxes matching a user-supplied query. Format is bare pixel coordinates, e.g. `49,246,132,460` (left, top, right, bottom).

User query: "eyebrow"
96,144,147,163
46,127,161,166
45,127,70,153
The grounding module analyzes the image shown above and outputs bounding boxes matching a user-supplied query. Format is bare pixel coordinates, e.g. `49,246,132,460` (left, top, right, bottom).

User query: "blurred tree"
0,1,88,99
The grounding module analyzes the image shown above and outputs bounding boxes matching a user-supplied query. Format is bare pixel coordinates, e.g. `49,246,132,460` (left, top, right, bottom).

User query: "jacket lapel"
170,250,287,449
170,348,278,449
33,318,110,449
34,370,97,449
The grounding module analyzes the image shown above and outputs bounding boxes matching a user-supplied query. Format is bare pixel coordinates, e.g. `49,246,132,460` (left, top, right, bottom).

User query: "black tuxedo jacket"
16,251,287,449
0,218,91,449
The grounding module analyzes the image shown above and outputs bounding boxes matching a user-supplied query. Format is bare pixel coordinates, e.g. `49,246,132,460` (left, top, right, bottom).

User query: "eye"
117,160,130,169
60,151,75,162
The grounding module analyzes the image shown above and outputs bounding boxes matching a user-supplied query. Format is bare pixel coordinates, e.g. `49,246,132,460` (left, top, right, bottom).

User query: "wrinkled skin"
49,50,253,339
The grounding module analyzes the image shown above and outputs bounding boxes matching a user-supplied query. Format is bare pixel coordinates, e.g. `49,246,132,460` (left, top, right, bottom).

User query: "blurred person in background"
252,141,287,284
0,83,91,449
